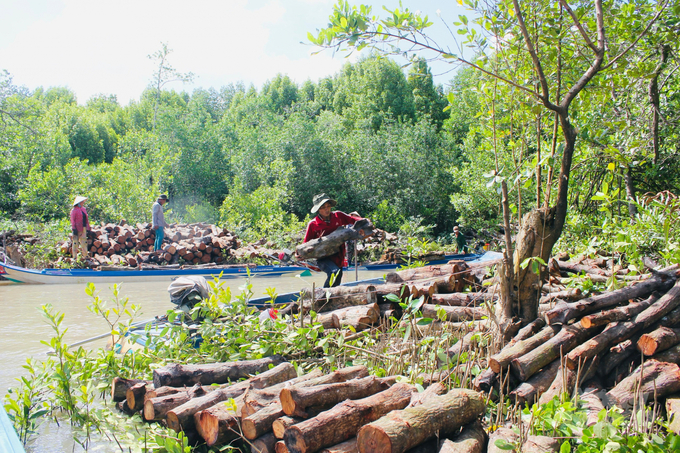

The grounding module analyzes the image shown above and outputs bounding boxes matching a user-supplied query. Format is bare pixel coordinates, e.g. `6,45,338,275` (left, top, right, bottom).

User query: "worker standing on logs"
70,196,91,259
152,194,170,252
301,193,365,288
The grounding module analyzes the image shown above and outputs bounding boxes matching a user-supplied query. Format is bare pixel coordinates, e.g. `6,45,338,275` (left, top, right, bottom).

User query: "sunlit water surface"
0,269,386,452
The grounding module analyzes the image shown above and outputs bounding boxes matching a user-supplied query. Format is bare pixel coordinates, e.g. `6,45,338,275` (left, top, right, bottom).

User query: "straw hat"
73,196,88,206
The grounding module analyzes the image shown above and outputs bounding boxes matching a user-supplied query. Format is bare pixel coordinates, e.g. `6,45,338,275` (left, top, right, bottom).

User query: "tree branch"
559,0,599,53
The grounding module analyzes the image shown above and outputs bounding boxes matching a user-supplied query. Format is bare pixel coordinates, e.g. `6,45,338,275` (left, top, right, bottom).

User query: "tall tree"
148,42,194,130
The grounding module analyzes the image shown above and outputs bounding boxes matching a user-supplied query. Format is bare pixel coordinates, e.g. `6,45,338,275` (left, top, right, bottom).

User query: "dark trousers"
317,258,343,288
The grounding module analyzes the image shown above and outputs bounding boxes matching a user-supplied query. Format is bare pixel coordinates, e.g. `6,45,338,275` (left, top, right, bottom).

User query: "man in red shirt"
303,193,363,287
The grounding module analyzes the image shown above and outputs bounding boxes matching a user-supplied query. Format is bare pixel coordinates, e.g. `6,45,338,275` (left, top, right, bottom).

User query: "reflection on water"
0,269,386,452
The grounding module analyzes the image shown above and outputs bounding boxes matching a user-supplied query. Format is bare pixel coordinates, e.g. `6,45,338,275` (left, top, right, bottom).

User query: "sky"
0,0,472,106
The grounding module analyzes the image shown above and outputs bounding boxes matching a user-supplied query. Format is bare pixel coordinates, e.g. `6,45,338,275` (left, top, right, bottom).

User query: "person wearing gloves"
70,196,91,259
152,194,170,252
302,193,363,288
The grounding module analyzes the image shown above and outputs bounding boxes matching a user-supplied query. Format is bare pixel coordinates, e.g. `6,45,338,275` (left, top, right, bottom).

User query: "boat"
0,252,487,285
0,403,25,453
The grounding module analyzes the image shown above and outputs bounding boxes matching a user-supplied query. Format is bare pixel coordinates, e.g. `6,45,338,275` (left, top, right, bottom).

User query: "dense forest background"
1,22,679,255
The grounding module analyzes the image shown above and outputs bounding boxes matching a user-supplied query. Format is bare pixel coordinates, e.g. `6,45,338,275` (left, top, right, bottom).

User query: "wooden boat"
0,403,25,453
0,252,489,285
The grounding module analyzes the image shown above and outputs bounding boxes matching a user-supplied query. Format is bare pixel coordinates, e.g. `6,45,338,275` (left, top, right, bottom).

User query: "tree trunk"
283,383,414,453
511,324,601,381
606,361,680,410
356,389,485,453
438,420,486,453
281,376,392,418
296,219,374,260
153,355,286,387
166,362,296,433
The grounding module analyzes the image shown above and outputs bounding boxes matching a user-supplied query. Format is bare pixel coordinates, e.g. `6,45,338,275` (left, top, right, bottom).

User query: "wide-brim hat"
158,194,168,201
311,193,337,214
73,196,88,206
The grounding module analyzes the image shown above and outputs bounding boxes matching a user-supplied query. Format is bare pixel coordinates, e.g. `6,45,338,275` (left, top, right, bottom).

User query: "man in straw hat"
302,193,364,287
152,194,170,252
70,196,91,259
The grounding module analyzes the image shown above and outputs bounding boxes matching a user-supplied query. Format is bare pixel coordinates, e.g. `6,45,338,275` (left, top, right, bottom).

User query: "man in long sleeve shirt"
152,194,170,251
302,193,362,287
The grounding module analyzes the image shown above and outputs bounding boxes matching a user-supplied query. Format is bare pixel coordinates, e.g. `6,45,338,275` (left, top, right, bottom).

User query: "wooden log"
446,330,482,359
195,394,245,446
429,293,497,307
606,360,680,410
301,285,378,313
472,369,497,393
579,384,605,427
126,382,152,412
600,339,638,376
509,359,560,406
666,398,680,434
273,416,303,439
251,432,279,453
511,324,601,381
566,278,680,370
356,389,485,453
580,293,659,328
296,219,374,260
244,403,293,440
489,326,560,373
319,438,357,453
544,273,675,325
638,326,680,356
111,377,149,402
153,354,286,387
487,428,518,453
116,400,137,416
652,344,680,364
522,436,560,453
166,362,296,433
420,304,486,323
144,384,210,421
276,440,290,453
438,420,486,453
144,385,182,402
553,259,608,276
305,312,340,330
385,263,469,283
408,382,447,408
283,383,414,453
336,304,380,331
281,376,392,418
539,288,583,304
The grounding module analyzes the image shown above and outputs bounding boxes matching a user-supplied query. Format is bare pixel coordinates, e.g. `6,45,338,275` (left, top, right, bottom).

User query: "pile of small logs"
472,257,680,420
282,258,501,337
112,356,489,453
59,222,241,268
1,230,39,268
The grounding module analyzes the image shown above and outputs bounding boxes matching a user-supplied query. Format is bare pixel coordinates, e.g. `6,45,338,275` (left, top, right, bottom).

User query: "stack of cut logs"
112,356,488,452
472,257,680,421
284,259,498,336
60,222,241,268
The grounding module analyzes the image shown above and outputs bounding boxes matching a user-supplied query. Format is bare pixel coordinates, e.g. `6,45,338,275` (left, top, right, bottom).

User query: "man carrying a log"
152,194,170,252
301,194,365,288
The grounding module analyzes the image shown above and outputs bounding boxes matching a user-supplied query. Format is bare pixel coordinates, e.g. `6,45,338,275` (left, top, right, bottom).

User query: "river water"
0,268,386,452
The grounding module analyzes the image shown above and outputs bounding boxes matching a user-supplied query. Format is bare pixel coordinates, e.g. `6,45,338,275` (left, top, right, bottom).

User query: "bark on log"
429,293,497,307
153,354,286,387
539,288,583,304
438,420,486,453
544,274,675,325
284,383,414,453
194,394,245,446
374,284,411,304
509,359,560,406
600,339,638,376
281,376,392,418
111,377,149,402
487,428,519,453
126,383,152,412
335,304,380,331
408,382,447,408
300,285,378,313
566,278,680,370
522,436,560,453
506,318,547,347
305,312,340,330
144,384,210,421
296,219,374,260
273,416,303,439
251,433,279,453
420,304,486,323
356,389,485,453
652,344,680,364
244,403,290,440
580,293,659,328
579,385,605,427
472,369,497,393
606,360,680,410
166,362,296,433
385,264,464,283
489,326,560,373
637,327,680,356
511,324,601,381
319,438,358,453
